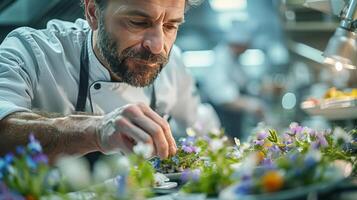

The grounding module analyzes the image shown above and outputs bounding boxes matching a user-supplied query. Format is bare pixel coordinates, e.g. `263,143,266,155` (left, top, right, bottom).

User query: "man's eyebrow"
121,9,185,24
123,10,151,18
168,17,185,24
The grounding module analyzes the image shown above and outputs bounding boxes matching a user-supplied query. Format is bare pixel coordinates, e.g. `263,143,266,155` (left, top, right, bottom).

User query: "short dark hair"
81,0,204,13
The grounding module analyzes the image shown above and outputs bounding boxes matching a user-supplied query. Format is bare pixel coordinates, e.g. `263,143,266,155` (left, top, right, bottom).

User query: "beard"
96,17,168,87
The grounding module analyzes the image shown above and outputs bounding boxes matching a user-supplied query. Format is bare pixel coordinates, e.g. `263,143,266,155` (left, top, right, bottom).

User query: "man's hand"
96,103,177,159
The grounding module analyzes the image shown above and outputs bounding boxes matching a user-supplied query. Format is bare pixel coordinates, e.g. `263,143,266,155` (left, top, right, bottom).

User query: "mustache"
120,47,168,65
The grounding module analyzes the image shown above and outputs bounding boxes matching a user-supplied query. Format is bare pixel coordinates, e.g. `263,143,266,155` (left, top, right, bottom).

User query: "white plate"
164,172,183,181
301,99,357,120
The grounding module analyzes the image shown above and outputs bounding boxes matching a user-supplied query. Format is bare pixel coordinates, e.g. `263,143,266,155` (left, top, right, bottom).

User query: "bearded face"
96,16,169,87
90,0,185,87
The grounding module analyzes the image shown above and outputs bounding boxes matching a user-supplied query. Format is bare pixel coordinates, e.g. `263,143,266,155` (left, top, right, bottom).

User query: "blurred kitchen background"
0,0,356,139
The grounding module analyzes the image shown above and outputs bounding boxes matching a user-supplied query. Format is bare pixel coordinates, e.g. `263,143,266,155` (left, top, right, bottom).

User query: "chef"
0,0,219,163
200,23,265,138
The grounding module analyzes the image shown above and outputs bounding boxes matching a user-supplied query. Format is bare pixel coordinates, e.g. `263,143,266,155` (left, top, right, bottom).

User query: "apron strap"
75,36,90,112
149,84,157,111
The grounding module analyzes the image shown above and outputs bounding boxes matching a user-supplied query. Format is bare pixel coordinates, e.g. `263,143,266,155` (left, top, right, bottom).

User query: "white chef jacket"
0,18,219,133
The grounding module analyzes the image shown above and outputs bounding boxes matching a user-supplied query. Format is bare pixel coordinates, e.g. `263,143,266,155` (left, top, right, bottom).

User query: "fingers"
137,103,177,156
130,116,169,159
115,103,176,159
114,115,153,145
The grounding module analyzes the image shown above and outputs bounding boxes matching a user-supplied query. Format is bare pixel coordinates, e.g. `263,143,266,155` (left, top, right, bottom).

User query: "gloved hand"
96,103,177,159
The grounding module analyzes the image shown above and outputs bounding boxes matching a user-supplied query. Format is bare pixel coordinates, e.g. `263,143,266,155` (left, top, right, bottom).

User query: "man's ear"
84,0,99,30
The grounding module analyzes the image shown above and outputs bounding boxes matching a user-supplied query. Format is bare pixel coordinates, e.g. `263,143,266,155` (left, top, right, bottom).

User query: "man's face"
95,0,185,87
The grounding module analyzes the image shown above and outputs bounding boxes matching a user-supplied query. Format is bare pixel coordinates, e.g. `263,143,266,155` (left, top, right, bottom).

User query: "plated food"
301,87,357,119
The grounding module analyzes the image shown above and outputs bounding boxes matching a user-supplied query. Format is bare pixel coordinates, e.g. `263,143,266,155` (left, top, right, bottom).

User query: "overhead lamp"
323,0,357,70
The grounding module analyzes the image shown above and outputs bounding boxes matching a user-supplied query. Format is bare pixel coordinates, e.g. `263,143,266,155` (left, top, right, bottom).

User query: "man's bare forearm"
0,112,103,163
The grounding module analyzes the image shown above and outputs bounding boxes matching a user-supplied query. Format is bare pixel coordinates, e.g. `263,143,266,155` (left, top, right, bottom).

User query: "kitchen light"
323,0,357,70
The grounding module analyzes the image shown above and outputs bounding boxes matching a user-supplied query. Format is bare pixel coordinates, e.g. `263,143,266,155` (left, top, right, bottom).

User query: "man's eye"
129,20,149,27
164,24,178,31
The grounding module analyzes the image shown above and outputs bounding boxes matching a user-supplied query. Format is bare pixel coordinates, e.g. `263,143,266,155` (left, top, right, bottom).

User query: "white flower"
186,127,197,137
241,142,250,151
209,138,224,152
289,122,299,129
56,156,91,190
333,127,352,144
133,142,153,159
93,160,112,182
234,137,240,147
116,156,131,175
210,128,221,136
233,153,257,177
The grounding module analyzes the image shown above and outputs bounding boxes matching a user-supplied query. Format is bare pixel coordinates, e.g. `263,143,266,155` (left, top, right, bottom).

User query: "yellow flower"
263,141,273,148
262,170,284,193
256,151,265,164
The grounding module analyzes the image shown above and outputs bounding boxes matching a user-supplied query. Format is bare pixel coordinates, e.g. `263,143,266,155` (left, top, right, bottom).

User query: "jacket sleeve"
0,30,38,120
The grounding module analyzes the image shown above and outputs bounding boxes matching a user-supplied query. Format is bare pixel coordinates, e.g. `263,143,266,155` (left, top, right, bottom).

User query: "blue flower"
26,156,37,169
304,156,317,168
0,159,5,172
180,137,196,147
16,146,26,155
115,175,127,197
234,180,253,195
4,153,14,164
152,158,161,169
171,156,179,165
28,134,43,153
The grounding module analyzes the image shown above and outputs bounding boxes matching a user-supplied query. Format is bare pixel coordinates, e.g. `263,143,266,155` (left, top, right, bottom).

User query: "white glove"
96,103,177,159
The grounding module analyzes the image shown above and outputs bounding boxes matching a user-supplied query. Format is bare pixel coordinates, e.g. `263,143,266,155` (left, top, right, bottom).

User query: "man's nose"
143,26,164,55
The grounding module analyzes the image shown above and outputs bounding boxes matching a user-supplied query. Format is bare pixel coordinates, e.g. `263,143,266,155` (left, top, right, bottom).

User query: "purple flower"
182,145,194,153
270,145,281,153
0,182,24,200
180,169,201,183
308,129,316,137
257,131,268,140
33,153,48,164
261,158,274,168
289,122,303,136
314,132,328,148
282,133,293,145
253,140,264,146
191,169,201,181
